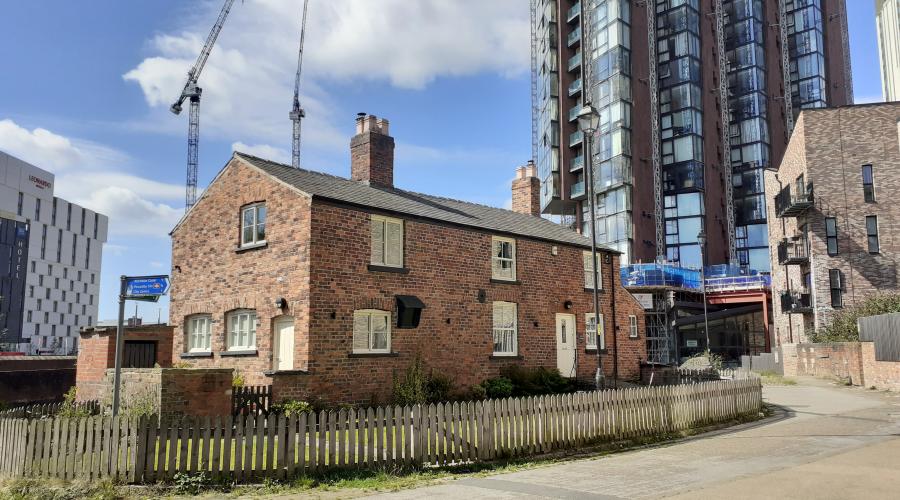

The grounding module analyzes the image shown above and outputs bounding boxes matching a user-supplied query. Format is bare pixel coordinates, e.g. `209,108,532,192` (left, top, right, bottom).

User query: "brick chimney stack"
351,113,394,188
511,162,541,217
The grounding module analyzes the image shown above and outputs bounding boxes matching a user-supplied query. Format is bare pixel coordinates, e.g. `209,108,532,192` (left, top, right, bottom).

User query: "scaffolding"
645,291,673,364
621,263,771,293
778,0,795,133
529,0,539,162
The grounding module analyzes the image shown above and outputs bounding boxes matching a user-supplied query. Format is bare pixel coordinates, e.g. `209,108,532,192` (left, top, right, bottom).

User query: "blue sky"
0,0,885,321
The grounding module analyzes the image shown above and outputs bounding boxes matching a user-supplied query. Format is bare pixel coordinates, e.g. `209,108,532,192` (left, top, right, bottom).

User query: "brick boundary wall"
781,342,900,391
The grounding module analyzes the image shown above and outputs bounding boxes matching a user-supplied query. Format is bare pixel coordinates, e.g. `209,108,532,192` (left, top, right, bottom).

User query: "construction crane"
290,0,310,169
170,0,236,210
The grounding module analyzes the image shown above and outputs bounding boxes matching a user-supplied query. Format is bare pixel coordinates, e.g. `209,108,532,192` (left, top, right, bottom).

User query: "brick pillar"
350,113,394,188
511,162,541,216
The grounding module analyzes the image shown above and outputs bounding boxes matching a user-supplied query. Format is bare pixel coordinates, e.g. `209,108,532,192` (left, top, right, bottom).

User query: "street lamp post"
697,230,711,356
577,105,603,389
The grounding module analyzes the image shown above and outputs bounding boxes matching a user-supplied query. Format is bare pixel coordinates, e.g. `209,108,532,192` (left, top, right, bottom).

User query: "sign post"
112,274,169,416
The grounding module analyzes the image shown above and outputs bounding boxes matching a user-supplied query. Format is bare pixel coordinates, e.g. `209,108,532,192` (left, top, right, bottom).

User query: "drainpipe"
610,253,618,389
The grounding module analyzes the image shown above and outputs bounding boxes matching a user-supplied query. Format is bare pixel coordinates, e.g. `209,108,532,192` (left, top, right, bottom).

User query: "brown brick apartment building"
169,114,647,405
766,102,900,345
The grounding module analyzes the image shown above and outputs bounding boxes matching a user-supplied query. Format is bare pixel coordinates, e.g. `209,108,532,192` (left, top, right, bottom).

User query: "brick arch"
353,296,393,312
236,184,268,207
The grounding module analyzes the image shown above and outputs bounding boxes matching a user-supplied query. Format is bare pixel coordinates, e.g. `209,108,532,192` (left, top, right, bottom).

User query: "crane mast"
290,0,310,169
171,0,236,210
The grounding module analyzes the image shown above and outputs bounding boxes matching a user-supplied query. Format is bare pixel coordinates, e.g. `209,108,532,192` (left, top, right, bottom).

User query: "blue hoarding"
0,218,29,347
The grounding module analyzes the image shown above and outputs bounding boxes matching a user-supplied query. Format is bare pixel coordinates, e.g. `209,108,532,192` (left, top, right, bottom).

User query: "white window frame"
185,315,212,353
491,237,517,281
583,251,603,289
353,309,392,354
629,315,639,338
492,301,518,356
585,313,605,350
226,309,257,351
371,215,404,268
240,203,266,247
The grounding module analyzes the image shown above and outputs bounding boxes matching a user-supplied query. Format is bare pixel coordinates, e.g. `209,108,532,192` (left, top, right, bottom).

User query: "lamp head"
577,105,600,134
697,230,707,246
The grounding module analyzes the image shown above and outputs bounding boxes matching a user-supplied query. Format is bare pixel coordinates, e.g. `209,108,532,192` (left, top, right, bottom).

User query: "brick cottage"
169,114,646,405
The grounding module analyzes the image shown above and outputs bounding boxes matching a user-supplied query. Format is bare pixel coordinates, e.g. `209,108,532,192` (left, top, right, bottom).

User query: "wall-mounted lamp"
564,300,573,310
275,297,287,309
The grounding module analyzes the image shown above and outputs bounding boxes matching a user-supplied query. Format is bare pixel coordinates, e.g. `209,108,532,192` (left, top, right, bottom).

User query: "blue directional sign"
125,276,170,299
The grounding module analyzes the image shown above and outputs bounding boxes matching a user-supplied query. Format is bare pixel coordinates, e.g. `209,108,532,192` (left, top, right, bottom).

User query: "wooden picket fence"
0,378,761,483
0,401,101,419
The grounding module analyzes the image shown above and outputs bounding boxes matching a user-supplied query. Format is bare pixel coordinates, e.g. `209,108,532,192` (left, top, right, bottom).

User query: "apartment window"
866,216,879,254
89,295,93,305
35,324,40,336
38,275,43,286
83,283,87,293
352,309,391,353
63,268,67,279
44,312,49,323
226,310,257,350
17,192,23,216
492,301,518,356
78,270,82,281
93,213,99,239
862,164,875,203
629,315,639,338
829,269,843,308
81,305,86,315
370,215,404,268
90,273,95,284
35,198,41,220
85,239,91,268
51,198,57,225
45,288,50,299
56,229,62,263
240,203,266,247
80,209,85,235
54,278,59,288
71,234,77,265
583,251,603,289
66,204,72,230
68,304,72,314
585,313,605,350
825,217,838,256
26,311,31,322
29,285,34,298
30,261,35,273
53,301,58,312
87,316,92,326
186,315,212,352
40,225,46,259
491,237,517,281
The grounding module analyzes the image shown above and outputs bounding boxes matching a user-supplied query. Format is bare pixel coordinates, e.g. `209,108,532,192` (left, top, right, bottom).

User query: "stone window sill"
235,242,268,254
263,369,309,376
368,264,409,274
348,351,400,358
220,349,258,357
584,287,606,293
489,354,524,360
585,348,608,354
490,278,520,285
180,351,213,358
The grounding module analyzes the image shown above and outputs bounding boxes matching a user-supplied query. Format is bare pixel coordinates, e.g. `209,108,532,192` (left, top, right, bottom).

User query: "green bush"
479,377,514,399
173,471,214,495
58,388,91,418
502,366,575,396
811,292,900,342
271,399,312,416
232,372,245,388
392,356,455,405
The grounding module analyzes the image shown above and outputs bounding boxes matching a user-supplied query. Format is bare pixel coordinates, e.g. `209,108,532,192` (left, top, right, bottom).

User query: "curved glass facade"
785,0,828,113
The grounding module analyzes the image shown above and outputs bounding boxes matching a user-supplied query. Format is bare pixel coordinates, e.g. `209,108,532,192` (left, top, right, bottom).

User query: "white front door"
274,317,295,371
556,313,577,378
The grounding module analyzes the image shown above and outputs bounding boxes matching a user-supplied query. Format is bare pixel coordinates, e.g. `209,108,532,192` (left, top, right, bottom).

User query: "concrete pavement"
366,378,900,499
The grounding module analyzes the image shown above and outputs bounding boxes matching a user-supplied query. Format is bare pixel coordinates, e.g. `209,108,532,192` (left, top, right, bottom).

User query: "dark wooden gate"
123,340,157,368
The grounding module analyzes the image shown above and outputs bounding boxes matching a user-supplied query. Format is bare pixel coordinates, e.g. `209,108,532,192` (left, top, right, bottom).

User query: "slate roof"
234,152,608,251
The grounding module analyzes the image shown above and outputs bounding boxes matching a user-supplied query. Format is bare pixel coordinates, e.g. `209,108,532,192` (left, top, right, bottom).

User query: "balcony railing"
567,27,581,47
567,2,580,22
568,52,582,71
775,183,814,217
777,238,809,265
570,155,584,172
569,130,584,147
570,180,586,200
780,290,813,314
568,78,582,96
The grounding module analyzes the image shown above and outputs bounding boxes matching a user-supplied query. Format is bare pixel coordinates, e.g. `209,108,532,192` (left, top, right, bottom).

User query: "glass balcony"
777,238,809,265
567,2,580,23
569,130,583,147
570,155,585,172
568,105,581,122
568,52,582,71
567,27,581,47
775,183,814,217
781,290,813,314
570,180,586,200
663,161,704,192
568,78,582,96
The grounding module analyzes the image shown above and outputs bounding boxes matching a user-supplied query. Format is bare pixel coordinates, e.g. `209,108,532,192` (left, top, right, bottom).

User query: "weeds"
759,371,798,386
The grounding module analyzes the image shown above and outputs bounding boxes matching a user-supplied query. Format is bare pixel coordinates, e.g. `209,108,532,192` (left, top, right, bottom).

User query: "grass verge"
759,371,798,386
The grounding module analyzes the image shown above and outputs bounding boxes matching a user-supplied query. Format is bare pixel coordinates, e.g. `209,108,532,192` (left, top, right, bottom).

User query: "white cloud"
232,141,291,165
0,118,183,238
122,0,529,156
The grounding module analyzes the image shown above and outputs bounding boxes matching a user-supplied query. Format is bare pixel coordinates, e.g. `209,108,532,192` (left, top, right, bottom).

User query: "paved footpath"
367,378,900,500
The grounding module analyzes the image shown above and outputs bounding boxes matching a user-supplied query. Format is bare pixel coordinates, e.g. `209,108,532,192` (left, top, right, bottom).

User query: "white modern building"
0,151,108,354
877,0,900,101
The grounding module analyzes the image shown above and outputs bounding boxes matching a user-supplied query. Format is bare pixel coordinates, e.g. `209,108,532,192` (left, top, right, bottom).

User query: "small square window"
352,310,391,353
370,216,404,268
240,204,267,247
491,237,517,281
186,315,212,352
227,310,257,350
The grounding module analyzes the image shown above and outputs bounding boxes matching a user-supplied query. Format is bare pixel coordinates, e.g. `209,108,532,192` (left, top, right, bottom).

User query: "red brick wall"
792,342,900,391
169,157,312,385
